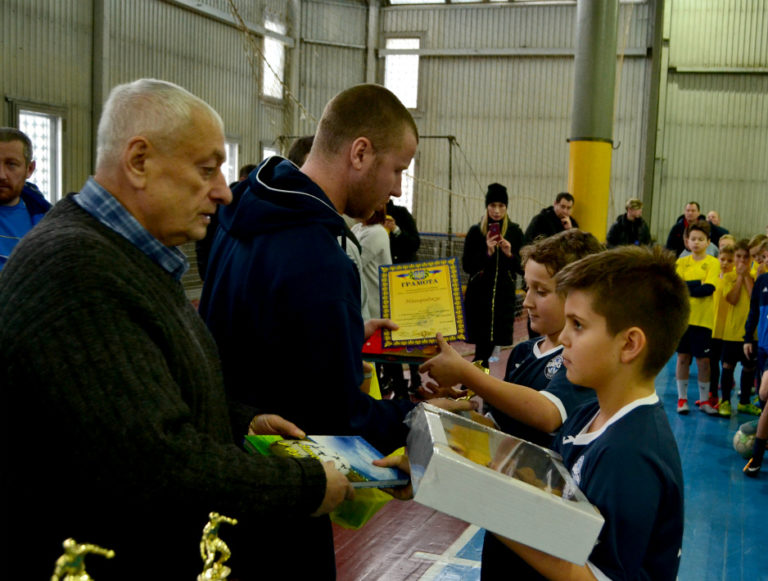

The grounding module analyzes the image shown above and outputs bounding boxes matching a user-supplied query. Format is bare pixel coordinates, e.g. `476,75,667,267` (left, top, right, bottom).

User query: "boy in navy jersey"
493,245,688,580
420,230,603,448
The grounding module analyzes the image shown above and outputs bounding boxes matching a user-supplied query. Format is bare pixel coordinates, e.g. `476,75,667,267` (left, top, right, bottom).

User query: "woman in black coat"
463,183,525,367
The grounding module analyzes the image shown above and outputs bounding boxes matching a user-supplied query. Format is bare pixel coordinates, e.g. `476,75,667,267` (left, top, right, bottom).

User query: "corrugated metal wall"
294,0,369,137
380,2,654,235
2,0,93,195
4,0,766,262
100,0,292,166
651,0,768,243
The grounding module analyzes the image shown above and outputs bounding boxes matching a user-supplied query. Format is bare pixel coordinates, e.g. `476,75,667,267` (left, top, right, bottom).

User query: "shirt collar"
565,392,659,446
72,177,189,280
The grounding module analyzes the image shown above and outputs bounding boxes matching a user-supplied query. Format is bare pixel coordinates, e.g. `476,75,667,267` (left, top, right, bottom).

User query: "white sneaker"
677,399,690,414
699,403,718,416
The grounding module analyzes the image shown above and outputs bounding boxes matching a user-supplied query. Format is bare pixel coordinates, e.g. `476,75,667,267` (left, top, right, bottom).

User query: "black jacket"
525,206,579,243
463,218,525,345
606,213,651,248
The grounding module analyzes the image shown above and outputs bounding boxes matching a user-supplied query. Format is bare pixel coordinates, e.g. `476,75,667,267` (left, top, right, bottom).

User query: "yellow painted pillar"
568,0,619,242
568,140,612,240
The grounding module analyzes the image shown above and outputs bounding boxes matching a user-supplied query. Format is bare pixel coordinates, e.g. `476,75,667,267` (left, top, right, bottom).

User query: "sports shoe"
677,399,690,414
699,402,719,416
738,402,763,416
743,458,761,477
718,399,731,417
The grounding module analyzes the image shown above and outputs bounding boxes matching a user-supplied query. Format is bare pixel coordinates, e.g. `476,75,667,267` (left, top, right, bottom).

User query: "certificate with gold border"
379,258,466,348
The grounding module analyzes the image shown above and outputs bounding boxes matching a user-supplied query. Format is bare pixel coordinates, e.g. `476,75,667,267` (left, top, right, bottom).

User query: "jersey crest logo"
571,454,585,486
545,354,563,379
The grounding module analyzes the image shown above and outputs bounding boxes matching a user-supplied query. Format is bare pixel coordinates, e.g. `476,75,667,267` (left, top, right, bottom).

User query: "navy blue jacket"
744,272,768,348
199,157,413,454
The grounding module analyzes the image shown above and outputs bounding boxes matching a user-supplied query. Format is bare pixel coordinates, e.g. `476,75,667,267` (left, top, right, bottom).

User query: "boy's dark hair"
735,239,750,253
719,244,735,255
684,219,710,239
555,192,574,204
238,164,257,180
0,127,33,164
520,229,603,276
555,245,690,379
286,135,314,166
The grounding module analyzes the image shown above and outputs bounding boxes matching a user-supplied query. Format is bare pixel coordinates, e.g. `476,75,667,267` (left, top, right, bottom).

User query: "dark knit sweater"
0,197,329,579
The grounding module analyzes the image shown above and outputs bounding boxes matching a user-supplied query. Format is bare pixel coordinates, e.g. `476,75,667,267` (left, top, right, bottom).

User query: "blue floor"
417,357,768,581
656,358,767,581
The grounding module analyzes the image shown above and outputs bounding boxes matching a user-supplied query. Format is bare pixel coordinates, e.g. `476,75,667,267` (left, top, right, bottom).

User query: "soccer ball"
733,421,758,459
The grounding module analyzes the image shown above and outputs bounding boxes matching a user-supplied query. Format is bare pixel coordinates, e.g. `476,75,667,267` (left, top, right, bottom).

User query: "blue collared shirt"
72,177,189,280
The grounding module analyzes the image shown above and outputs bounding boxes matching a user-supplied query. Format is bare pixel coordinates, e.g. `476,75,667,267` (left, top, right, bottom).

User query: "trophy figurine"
198,511,238,581
51,538,115,581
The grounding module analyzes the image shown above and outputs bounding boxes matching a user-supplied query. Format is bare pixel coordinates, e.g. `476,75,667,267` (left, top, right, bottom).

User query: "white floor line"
414,524,482,580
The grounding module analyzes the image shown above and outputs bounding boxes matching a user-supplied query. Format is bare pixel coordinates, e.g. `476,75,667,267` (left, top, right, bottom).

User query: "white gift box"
406,403,604,564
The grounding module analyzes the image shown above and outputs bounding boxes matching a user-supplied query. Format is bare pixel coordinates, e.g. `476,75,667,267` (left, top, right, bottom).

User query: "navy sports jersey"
504,338,564,389
481,340,597,580
554,394,684,580
488,339,596,447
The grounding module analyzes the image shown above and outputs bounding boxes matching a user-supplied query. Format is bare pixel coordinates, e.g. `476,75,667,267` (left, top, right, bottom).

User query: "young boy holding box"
494,245,688,580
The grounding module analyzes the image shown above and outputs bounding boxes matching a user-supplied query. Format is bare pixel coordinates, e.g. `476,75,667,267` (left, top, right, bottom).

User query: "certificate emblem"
379,258,466,348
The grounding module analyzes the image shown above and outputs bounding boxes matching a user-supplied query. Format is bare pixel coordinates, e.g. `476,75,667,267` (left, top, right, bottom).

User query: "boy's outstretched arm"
419,334,563,433
494,536,597,581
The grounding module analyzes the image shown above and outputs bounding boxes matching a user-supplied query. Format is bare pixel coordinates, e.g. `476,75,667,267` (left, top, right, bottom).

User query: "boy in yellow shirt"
709,243,735,411
675,221,720,414
717,240,757,416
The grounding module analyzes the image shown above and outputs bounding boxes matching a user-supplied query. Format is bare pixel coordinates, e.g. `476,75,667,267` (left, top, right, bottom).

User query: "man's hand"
561,215,573,230
372,454,413,500
311,462,354,516
419,333,472,389
744,342,754,358
248,414,306,439
364,318,399,340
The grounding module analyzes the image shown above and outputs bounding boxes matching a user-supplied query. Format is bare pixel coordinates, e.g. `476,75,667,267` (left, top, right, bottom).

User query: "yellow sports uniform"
676,255,720,329
711,275,727,340
720,271,753,342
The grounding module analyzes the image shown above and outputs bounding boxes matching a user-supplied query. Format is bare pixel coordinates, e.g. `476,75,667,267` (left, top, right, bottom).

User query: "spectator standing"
606,198,651,248
524,192,578,243
463,183,525,367
667,201,702,256
352,205,392,321
381,198,423,395
0,127,51,270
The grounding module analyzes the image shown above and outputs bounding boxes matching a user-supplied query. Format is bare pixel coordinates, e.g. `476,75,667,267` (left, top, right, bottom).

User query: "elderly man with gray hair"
606,197,651,248
0,79,352,580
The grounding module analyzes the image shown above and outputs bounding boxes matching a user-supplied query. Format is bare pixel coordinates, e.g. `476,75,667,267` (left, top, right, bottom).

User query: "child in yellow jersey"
675,221,720,415
748,234,767,279
718,240,758,417
710,244,735,411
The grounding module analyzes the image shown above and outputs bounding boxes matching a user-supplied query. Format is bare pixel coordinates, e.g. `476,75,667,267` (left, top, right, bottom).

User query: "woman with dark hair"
463,183,525,367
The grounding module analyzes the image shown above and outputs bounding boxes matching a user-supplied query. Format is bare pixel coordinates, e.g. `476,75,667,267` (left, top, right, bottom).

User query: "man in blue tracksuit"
0,128,52,270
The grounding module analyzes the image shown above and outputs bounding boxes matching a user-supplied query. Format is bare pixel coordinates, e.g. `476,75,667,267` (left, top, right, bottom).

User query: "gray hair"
0,127,34,164
96,79,223,170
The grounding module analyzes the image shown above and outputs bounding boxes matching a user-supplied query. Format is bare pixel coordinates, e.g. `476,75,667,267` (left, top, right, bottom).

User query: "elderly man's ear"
123,137,150,188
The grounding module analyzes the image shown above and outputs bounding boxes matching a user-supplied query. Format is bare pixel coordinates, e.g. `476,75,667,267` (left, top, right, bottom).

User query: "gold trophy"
51,538,115,581
198,512,238,581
